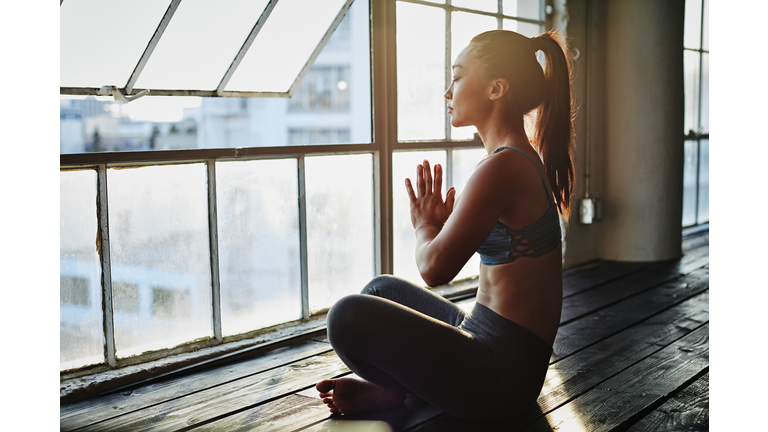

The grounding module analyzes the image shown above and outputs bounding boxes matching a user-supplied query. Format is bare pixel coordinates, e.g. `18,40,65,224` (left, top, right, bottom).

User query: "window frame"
59,0,547,376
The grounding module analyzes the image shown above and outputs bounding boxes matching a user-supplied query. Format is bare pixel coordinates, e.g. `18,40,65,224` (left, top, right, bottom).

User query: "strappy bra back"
476,146,562,265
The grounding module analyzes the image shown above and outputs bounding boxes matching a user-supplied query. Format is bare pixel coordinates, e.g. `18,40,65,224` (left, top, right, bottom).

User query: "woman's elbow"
418,260,457,287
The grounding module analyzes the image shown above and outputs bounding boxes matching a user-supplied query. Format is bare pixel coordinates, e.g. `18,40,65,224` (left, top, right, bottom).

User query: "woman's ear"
488,78,509,101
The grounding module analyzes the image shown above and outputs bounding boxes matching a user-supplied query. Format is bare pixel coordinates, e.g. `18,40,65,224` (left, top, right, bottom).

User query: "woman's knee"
326,294,378,349
360,274,405,296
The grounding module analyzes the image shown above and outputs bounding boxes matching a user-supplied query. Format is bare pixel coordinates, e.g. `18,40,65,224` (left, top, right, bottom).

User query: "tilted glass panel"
503,18,543,38
226,0,348,93
451,12,499,140
503,0,542,20
697,139,709,224
107,164,212,358
135,0,270,91
700,53,709,133
397,2,446,141
452,0,498,13
683,50,701,134
60,170,103,370
684,0,702,50
393,151,447,286
216,159,302,336
452,148,487,281
60,0,170,88
306,154,374,313
682,140,698,227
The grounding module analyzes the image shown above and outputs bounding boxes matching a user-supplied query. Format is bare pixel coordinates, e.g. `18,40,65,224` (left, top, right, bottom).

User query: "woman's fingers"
445,187,456,214
416,164,426,198
433,164,443,198
423,160,433,194
405,178,416,202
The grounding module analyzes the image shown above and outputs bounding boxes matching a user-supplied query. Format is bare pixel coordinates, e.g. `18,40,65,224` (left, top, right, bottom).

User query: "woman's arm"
405,158,512,286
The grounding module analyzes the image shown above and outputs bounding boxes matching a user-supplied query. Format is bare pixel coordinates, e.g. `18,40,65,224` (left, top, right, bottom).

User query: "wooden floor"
60,227,709,432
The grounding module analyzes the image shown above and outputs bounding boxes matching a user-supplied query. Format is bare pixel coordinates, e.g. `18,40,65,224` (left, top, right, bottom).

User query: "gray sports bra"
476,146,561,265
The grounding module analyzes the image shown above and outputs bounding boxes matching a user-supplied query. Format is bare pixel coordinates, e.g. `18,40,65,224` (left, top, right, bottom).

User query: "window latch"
97,85,150,103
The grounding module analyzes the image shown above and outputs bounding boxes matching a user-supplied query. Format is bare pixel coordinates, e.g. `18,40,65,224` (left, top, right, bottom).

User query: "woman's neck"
476,111,531,155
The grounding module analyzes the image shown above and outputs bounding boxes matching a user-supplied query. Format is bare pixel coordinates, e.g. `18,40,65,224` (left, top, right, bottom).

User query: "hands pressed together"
405,160,456,232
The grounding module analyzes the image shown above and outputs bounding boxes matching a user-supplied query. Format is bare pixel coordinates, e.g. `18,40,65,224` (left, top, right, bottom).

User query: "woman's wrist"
414,223,441,240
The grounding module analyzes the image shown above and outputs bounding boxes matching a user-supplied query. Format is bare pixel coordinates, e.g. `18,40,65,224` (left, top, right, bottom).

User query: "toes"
318,392,332,398
316,379,336,393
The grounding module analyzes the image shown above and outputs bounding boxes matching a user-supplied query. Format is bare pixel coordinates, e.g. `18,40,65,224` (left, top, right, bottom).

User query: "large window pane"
702,0,709,51
503,0,542,20
684,0,702,50
306,154,374,313
683,50,700,134
60,0,371,153
216,159,301,336
135,0,270,91
700,53,709,133
60,170,103,370
451,12,499,140
682,140,698,227
397,2,446,141
393,151,447,286
452,0,498,13
107,164,212,358
452,148,487,281
697,139,709,224
503,18,543,38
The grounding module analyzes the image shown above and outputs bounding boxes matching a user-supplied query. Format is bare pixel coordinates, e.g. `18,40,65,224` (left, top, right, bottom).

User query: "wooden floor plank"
190,394,329,432
624,372,708,432
524,324,709,432
60,340,332,431
562,261,649,297
553,268,708,361
73,351,350,432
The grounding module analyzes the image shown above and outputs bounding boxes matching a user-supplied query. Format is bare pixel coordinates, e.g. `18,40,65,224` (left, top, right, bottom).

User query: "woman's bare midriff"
475,245,563,347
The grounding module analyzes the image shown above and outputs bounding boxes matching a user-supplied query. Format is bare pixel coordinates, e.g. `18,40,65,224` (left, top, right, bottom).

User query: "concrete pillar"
597,0,685,261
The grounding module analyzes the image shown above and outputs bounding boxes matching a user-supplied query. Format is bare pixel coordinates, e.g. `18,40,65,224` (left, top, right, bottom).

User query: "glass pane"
452,148,487,281
306,154,374,313
700,53,709,133
397,2,446,141
60,170,103,370
683,50,700,134
702,0,709,51
697,139,709,224
135,0,270,91
216,159,301,336
107,164,212,357
226,0,347,92
452,0,498,13
393,151,448,286
682,140,698,227
60,0,370,154
503,0,542,20
60,0,170,88
684,0,702,50
503,18,543,38
451,12,499,140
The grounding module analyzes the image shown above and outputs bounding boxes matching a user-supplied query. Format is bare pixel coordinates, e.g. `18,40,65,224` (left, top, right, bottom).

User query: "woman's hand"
405,160,456,231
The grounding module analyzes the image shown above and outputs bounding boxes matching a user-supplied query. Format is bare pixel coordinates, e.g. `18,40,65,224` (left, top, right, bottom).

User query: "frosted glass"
697,139,709,224
136,0,270,90
60,0,170,88
451,12,498,140
393,151,447,286
684,50,701,134
682,140,698,227
216,159,302,336
306,154,374,313
702,0,709,51
503,0,542,20
60,170,103,370
452,148,487,281
700,53,708,133
226,0,347,92
107,164,212,357
397,2,446,141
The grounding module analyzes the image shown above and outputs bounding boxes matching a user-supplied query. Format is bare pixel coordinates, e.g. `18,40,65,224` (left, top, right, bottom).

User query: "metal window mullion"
216,0,279,96
125,0,182,95
298,156,310,319
97,165,117,367
497,0,503,28
206,160,223,341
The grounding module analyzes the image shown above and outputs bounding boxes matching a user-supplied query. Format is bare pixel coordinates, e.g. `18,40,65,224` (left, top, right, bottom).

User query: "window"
59,0,547,373
682,0,709,227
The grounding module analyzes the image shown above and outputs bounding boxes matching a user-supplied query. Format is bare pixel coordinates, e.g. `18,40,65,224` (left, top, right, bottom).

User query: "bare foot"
316,376,407,415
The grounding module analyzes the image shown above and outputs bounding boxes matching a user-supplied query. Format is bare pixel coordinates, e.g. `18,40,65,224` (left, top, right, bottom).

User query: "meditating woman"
316,29,575,419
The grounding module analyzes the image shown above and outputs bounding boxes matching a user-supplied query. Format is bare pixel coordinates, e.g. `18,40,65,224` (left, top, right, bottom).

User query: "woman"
316,29,574,419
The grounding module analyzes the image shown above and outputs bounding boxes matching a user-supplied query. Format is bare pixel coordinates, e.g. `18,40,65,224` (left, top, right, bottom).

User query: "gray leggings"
326,275,552,419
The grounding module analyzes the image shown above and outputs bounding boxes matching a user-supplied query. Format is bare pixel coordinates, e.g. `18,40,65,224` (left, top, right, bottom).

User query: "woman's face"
444,46,493,128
